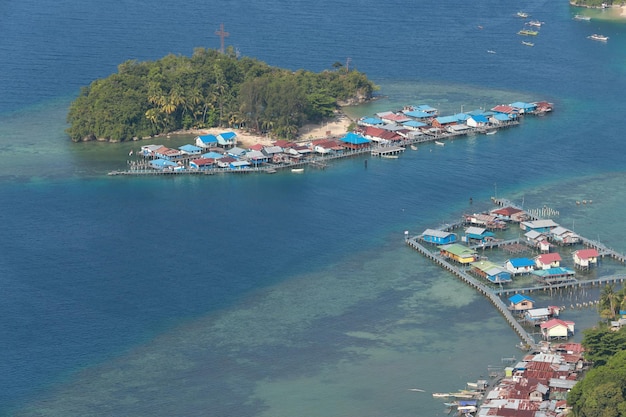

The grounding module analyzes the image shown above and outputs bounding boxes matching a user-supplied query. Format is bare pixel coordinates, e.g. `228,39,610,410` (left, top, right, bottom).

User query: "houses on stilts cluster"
110,100,552,176
434,341,587,417
418,197,626,416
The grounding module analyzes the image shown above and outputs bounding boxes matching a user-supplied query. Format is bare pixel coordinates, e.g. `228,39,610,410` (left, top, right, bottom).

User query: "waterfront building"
463,226,495,242
339,132,370,150
549,226,580,245
178,144,203,156
470,260,512,283
534,253,562,269
491,206,527,222
421,228,456,244
195,134,218,148
438,243,477,264
216,131,237,148
509,101,538,114
572,248,599,270
506,257,536,275
540,319,575,340
508,294,535,311
521,219,559,233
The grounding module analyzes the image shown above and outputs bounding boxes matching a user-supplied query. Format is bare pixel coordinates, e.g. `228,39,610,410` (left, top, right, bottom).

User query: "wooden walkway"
494,274,626,296
405,237,538,350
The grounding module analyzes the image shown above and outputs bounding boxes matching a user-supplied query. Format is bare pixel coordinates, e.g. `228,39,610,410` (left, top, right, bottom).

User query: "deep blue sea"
1,1,626,416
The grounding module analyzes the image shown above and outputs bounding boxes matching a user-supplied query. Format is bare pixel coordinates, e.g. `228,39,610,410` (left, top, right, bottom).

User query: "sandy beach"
175,112,353,149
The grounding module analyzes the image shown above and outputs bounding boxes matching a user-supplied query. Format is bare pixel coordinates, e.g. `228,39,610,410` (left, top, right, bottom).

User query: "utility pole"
215,23,229,54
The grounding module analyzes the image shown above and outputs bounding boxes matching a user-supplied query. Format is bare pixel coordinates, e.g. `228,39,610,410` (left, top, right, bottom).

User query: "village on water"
406,196,626,417
110,100,553,175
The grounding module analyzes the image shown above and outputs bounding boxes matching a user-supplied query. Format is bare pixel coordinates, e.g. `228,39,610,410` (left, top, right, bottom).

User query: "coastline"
570,2,626,19
154,112,354,149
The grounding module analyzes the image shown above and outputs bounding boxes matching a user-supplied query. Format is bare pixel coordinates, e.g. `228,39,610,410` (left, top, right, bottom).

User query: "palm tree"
599,284,620,320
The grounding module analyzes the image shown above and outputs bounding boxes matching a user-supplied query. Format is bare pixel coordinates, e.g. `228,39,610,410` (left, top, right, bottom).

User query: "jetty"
405,237,538,349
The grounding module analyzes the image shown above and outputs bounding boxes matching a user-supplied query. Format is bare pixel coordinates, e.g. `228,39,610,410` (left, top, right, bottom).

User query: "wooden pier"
371,146,405,157
405,237,538,350
493,274,626,296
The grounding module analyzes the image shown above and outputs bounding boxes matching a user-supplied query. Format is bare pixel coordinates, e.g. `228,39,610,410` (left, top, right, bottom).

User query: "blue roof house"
195,134,218,148
508,294,535,311
506,258,536,275
359,117,384,126
402,120,428,129
403,110,433,119
509,102,537,114
339,132,370,150
490,113,517,124
149,159,179,171
179,144,202,155
467,114,489,128
463,226,495,242
217,131,237,148
421,228,457,245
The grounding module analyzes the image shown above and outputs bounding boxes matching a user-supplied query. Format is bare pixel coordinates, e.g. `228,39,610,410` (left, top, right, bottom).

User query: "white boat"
291,168,304,173
458,405,478,413
435,141,445,146
527,20,543,27
574,14,591,21
588,34,608,42
487,50,496,54
410,145,417,150
432,393,451,398
381,154,399,159
128,150,134,156
517,11,529,18
266,168,277,174
485,129,497,135
522,41,534,47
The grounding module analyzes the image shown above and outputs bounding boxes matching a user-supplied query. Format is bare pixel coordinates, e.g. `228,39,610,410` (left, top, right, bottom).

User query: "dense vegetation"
570,0,614,7
567,285,626,417
66,47,378,142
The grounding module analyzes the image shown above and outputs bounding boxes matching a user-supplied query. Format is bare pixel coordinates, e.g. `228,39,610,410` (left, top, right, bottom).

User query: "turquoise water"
2,0,624,415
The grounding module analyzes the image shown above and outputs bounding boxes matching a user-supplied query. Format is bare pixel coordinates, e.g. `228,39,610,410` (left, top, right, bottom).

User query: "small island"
66,48,378,143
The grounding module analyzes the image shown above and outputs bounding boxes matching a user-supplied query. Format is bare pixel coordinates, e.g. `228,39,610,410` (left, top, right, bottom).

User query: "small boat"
487,50,496,54
408,388,425,392
266,168,277,174
574,14,591,21
432,393,451,398
128,150,134,156
518,29,538,36
527,20,543,27
435,141,445,146
485,129,497,135
381,154,399,159
522,41,534,47
588,34,609,42
517,11,529,18
291,168,304,173
410,144,417,150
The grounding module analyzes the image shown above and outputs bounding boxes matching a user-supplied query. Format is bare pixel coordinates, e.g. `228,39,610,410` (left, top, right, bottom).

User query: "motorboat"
588,34,608,42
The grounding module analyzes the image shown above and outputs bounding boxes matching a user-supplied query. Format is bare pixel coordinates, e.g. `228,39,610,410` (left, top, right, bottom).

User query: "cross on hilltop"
215,23,229,54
